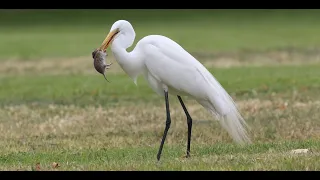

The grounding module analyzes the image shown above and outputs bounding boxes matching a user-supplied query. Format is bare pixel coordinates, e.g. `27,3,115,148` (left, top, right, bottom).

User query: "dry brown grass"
0,98,319,154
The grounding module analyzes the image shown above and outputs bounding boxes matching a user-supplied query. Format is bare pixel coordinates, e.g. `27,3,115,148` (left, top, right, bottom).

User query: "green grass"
0,10,320,170
2,9,320,60
0,65,319,106
0,141,319,170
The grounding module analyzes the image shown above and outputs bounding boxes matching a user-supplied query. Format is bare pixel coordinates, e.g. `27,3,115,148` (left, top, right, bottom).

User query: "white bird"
97,20,251,161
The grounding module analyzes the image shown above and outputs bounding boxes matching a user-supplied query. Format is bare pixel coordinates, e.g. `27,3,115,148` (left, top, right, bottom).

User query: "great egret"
97,20,251,161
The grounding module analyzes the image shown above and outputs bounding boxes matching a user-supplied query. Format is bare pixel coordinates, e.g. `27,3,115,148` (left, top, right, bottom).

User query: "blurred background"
1,9,320,104
2,9,320,59
0,9,319,170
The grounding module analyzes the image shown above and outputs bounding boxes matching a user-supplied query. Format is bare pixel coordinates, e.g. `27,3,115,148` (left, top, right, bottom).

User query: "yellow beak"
98,29,119,51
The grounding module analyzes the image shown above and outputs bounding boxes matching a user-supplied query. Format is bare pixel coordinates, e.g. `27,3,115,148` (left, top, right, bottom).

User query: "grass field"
0,9,319,171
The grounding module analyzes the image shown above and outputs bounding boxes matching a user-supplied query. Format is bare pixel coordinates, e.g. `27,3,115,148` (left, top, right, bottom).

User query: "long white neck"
110,30,144,84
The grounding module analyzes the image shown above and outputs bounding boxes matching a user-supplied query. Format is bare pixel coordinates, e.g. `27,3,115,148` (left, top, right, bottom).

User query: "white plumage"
98,20,251,160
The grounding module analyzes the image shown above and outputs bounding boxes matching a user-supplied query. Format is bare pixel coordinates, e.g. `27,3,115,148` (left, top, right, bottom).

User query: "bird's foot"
181,153,191,159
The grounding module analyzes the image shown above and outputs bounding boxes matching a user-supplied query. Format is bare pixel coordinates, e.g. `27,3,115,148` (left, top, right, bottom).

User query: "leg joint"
187,120,192,125
166,119,171,126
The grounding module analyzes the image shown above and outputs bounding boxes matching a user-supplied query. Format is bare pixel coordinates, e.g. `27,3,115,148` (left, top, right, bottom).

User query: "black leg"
177,95,192,158
157,90,171,161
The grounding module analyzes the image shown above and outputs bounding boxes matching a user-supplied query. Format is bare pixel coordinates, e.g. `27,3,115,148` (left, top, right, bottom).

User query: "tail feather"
197,99,251,144
196,67,251,144
216,105,251,144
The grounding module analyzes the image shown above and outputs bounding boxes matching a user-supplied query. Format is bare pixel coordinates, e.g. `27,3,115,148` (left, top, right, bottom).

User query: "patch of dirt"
194,47,320,68
0,56,124,75
1,48,320,75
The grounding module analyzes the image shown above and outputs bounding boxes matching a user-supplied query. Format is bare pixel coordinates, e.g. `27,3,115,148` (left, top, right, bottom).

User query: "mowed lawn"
0,10,319,170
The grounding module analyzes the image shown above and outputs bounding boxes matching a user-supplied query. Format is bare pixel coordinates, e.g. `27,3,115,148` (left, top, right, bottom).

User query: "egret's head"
98,20,135,51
